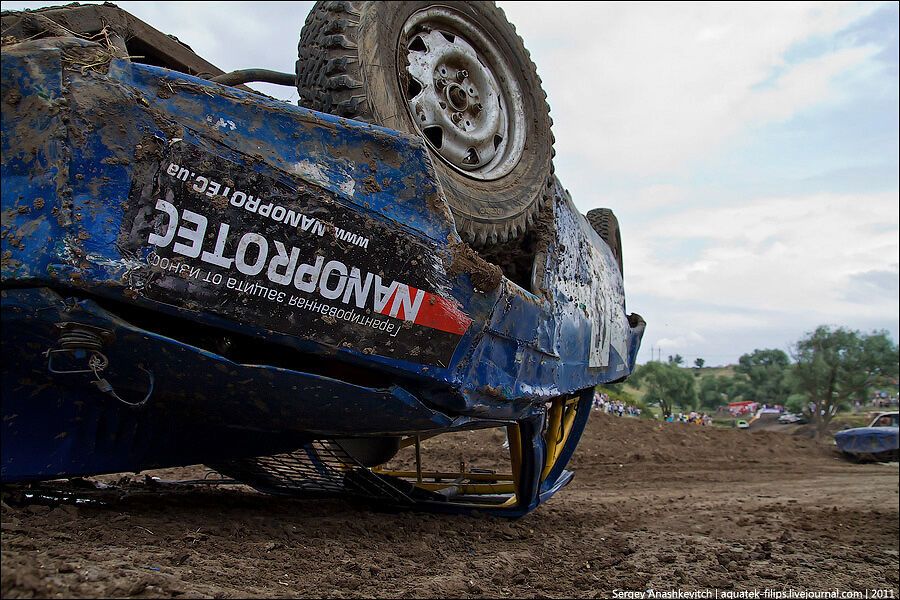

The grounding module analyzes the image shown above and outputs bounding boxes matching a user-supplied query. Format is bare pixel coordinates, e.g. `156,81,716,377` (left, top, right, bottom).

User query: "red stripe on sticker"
413,292,472,336
378,286,472,336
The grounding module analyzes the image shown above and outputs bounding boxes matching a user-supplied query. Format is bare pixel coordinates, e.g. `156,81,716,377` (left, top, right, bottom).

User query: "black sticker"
121,143,471,366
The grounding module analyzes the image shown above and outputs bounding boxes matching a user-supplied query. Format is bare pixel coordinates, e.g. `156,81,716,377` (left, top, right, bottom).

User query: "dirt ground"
2,414,898,598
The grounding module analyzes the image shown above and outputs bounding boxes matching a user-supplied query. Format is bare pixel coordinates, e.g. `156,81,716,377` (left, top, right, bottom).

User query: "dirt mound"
572,413,827,467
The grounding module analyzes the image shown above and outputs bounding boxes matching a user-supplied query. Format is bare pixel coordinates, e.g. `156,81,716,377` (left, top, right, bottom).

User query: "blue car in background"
835,412,899,462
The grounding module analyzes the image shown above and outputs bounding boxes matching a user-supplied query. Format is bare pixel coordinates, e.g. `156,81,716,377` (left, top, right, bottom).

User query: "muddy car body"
1,4,644,516
835,412,899,462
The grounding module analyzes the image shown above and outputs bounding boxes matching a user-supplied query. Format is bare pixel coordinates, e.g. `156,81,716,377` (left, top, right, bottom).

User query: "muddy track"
2,414,898,598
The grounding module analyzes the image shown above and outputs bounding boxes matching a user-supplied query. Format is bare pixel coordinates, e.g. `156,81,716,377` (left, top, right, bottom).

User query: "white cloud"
741,46,876,123
630,192,898,306
628,190,899,361
657,331,706,351
629,184,690,211
500,1,880,175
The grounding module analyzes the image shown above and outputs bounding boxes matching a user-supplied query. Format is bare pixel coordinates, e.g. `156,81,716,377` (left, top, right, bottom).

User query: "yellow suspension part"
507,423,522,505
541,398,578,481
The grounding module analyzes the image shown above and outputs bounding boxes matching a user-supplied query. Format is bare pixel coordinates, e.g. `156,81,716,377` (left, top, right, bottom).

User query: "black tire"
296,1,555,246
586,208,624,275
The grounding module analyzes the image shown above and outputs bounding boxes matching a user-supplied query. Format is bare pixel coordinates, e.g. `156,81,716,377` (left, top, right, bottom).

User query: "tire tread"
296,1,554,246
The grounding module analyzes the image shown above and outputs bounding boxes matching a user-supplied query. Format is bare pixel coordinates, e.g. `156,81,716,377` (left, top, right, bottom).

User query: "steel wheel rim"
399,7,526,181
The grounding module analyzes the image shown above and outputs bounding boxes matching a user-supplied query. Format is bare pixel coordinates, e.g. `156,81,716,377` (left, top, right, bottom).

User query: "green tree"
793,327,899,437
630,361,697,418
721,375,753,403
698,375,731,411
595,384,635,405
734,348,792,406
694,358,705,369
784,394,808,415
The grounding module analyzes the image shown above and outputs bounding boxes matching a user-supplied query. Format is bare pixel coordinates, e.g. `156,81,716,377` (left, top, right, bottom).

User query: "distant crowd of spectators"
666,411,713,426
592,392,641,418
866,391,898,410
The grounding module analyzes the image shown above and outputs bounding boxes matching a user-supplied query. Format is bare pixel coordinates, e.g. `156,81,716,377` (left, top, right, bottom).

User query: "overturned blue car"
1,2,644,516
835,412,899,462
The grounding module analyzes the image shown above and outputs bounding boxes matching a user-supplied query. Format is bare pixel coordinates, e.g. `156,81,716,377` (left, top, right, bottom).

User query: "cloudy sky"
3,1,898,366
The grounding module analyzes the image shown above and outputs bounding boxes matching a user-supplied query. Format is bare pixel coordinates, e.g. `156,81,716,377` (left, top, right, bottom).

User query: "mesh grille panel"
211,441,413,504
